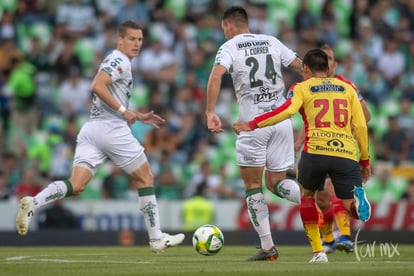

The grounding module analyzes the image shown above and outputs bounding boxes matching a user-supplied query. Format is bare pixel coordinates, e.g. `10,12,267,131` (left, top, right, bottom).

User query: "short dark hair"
117,20,142,37
303,49,328,73
222,6,248,26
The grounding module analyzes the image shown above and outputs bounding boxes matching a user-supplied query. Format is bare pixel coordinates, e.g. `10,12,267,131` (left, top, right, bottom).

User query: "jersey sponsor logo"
109,57,123,68
102,66,113,76
90,105,103,117
327,138,345,148
254,87,277,104
310,80,345,93
311,131,354,140
315,138,353,155
310,84,345,93
237,40,270,49
117,66,123,74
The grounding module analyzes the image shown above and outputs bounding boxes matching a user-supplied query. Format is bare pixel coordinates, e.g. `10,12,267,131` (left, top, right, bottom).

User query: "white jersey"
90,49,133,120
214,33,297,122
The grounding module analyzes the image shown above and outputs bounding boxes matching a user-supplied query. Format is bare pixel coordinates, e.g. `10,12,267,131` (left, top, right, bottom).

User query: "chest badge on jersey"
254,87,277,104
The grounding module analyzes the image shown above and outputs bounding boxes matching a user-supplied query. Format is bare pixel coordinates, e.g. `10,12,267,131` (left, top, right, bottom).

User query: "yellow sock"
320,222,334,243
304,224,324,253
334,211,351,237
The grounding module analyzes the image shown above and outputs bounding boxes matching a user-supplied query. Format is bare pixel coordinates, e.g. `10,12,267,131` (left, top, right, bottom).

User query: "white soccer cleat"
309,252,328,263
16,196,35,236
149,233,185,253
275,179,301,204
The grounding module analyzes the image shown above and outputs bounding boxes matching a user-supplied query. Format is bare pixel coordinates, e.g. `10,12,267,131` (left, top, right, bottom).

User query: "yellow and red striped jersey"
249,77,369,164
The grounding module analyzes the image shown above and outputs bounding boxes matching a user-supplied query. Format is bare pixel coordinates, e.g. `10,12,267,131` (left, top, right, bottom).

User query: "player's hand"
232,122,251,135
206,112,224,133
360,165,371,183
136,110,166,128
123,109,139,126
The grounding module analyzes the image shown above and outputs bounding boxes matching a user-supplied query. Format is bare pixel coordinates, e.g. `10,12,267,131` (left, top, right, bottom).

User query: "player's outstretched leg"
16,196,35,236
149,233,185,253
274,179,301,204
247,246,279,261
353,186,371,222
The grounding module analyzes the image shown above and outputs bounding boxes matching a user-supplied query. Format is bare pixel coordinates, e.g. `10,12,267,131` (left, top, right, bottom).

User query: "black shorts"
298,152,362,199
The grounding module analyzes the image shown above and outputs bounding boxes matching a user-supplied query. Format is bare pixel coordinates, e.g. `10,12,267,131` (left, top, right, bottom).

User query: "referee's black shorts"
298,152,362,199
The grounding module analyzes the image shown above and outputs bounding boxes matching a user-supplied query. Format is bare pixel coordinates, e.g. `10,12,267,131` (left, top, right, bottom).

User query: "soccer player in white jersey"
15,20,184,252
206,6,303,261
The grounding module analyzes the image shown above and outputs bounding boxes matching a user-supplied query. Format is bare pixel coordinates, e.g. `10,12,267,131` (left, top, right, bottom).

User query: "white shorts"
236,119,294,172
73,120,145,173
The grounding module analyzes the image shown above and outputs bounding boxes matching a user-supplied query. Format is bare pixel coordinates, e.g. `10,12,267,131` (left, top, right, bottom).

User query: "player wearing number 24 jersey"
215,31,297,122
206,6,303,261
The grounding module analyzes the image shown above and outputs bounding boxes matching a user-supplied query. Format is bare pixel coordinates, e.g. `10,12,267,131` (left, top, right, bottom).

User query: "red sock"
322,204,334,224
300,197,323,252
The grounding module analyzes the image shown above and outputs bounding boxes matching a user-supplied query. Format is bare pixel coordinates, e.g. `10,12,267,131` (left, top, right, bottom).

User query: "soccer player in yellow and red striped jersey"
293,45,371,255
233,49,371,263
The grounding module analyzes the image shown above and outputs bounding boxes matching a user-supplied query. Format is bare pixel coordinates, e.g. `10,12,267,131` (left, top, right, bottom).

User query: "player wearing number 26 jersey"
249,74,369,163
233,49,371,263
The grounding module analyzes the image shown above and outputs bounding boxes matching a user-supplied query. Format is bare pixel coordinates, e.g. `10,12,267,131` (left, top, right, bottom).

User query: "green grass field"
1,245,413,276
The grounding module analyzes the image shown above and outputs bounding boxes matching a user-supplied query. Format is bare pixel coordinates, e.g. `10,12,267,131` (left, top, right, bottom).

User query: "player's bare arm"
91,70,137,125
206,65,227,133
288,57,304,77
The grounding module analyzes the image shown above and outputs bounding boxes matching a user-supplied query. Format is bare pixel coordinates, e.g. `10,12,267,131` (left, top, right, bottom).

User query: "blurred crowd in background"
0,0,414,205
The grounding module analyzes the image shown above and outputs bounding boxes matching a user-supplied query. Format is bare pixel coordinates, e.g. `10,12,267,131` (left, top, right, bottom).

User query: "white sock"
139,194,162,240
246,192,274,250
33,180,68,210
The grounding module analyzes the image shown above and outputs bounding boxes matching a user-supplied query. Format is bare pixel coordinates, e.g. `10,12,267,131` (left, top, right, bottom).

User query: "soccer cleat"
336,236,354,253
353,186,371,222
247,246,279,261
16,196,35,236
149,232,185,253
322,241,336,254
309,252,328,263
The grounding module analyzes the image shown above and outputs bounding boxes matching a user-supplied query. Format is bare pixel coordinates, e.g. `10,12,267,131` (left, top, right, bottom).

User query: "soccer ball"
192,224,224,256
275,179,301,204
